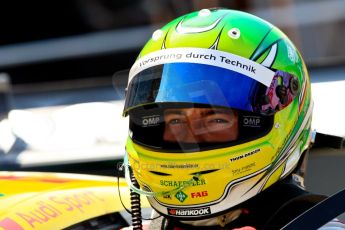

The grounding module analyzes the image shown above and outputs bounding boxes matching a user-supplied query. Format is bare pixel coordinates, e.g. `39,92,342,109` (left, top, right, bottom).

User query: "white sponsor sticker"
129,48,275,87
167,207,211,216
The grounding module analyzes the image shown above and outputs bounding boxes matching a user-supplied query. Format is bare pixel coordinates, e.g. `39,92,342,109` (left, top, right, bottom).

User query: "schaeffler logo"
167,207,211,217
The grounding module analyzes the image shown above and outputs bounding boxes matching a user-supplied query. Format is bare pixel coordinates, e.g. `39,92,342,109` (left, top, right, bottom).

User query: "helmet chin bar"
123,152,201,197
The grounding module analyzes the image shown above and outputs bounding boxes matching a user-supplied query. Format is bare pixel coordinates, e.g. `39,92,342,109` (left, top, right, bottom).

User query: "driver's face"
163,108,238,143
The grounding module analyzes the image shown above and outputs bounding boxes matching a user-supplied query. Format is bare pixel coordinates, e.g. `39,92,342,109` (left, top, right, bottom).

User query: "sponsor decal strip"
229,148,260,162
149,164,270,211
129,48,275,86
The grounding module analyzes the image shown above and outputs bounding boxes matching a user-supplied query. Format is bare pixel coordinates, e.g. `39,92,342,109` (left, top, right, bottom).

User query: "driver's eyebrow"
202,109,231,116
164,109,232,116
164,109,185,115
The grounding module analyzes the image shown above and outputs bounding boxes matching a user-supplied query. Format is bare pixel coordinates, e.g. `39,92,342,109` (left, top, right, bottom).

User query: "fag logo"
167,207,211,217
191,191,208,198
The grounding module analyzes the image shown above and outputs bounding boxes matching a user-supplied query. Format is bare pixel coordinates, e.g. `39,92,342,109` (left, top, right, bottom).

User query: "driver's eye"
208,118,229,124
166,115,187,125
168,119,184,125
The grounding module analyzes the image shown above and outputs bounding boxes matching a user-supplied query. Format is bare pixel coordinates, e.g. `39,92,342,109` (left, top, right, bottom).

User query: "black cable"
116,163,162,221
117,166,133,215
130,172,143,230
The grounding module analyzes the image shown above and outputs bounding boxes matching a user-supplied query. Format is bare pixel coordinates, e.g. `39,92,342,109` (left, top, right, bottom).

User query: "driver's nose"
183,111,208,142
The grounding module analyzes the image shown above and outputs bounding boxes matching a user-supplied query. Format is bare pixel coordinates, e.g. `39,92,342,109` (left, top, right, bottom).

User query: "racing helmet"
122,8,312,220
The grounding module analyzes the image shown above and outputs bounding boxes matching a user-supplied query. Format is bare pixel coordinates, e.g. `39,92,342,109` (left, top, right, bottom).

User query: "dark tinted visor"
124,63,299,116
129,104,273,152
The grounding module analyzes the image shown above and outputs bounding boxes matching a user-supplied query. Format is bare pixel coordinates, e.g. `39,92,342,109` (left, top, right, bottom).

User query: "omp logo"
167,207,211,217
142,115,160,127
243,116,261,127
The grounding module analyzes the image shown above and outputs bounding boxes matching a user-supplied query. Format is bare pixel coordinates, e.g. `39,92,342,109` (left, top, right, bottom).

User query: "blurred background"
0,0,344,202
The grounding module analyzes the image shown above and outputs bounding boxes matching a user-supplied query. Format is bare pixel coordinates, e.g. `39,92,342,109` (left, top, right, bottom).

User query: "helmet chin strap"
123,152,201,197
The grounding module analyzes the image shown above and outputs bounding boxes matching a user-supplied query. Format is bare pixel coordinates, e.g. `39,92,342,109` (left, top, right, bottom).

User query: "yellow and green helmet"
123,8,312,219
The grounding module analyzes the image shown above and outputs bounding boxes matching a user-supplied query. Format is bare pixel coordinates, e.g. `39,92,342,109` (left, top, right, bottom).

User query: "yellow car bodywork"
0,171,149,229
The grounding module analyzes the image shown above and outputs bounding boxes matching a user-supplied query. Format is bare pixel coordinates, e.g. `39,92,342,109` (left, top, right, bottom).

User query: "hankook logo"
167,207,211,217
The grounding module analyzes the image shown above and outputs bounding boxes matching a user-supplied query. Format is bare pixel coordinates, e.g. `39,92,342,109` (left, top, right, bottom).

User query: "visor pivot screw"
275,122,280,129
198,9,211,17
152,29,164,41
228,28,241,39
118,163,124,171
